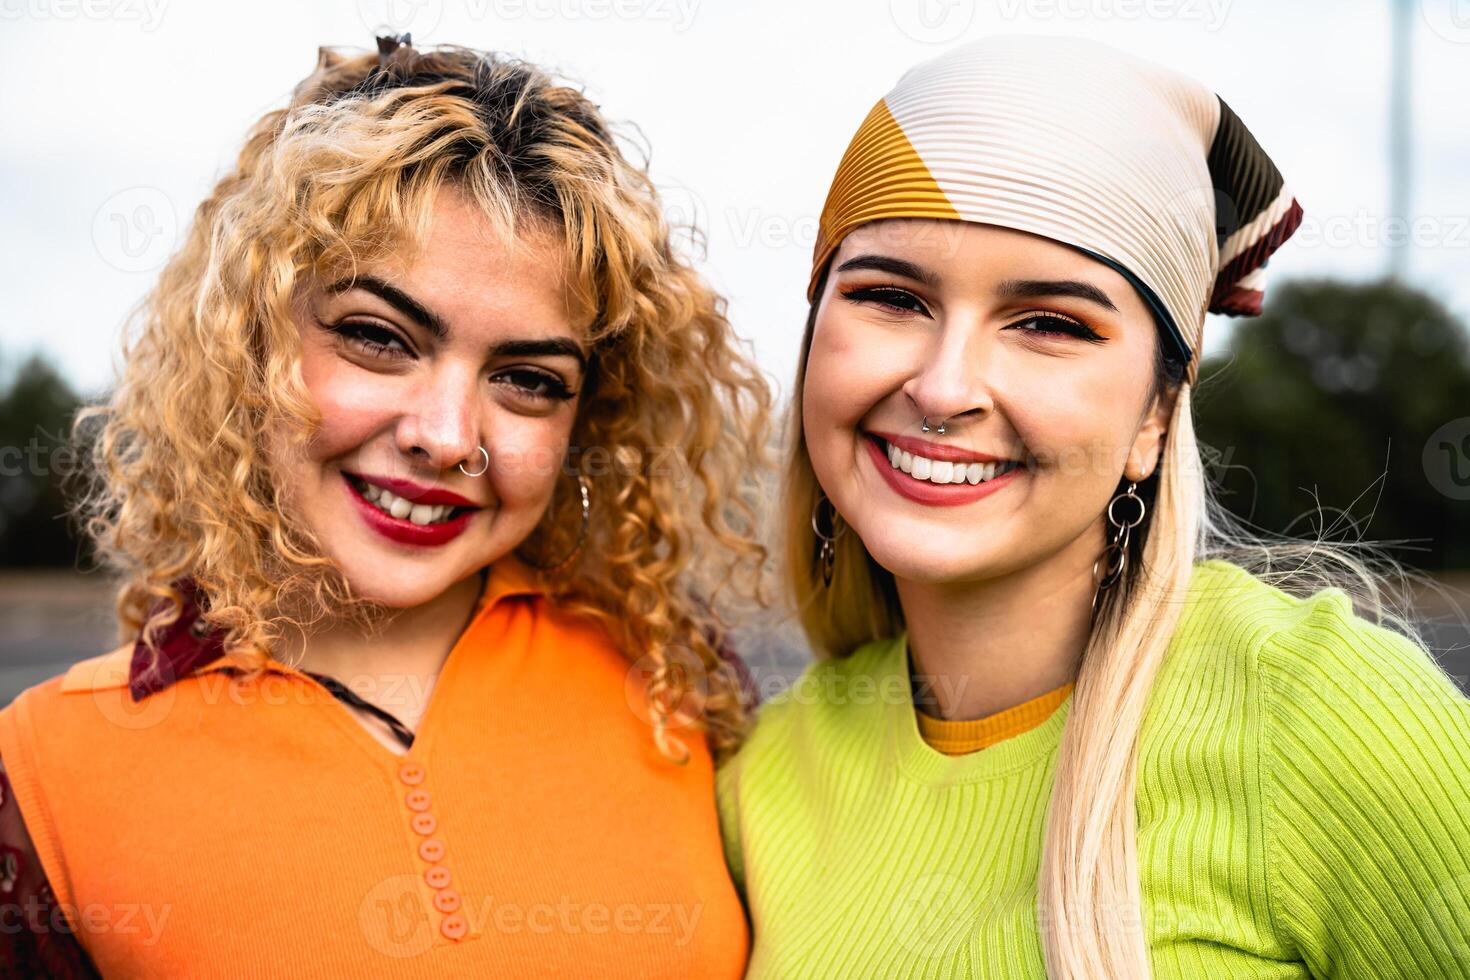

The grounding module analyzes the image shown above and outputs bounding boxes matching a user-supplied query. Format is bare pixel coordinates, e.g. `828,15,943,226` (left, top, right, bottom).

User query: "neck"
276,569,487,728
897,522,1102,721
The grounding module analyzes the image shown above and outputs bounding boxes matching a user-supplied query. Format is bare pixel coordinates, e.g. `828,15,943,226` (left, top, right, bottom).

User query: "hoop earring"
519,474,591,571
811,494,846,588
1091,479,1146,616
920,416,947,436
458,446,490,478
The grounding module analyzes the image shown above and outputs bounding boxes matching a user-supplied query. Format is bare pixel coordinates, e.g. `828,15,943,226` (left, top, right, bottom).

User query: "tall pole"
1388,0,1413,280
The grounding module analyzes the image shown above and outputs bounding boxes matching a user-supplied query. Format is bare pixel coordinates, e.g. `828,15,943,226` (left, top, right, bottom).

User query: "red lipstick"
863,435,1025,507
341,473,479,547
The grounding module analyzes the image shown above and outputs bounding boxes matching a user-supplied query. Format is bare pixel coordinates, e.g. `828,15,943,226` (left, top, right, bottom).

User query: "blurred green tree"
0,354,85,568
1194,278,1470,570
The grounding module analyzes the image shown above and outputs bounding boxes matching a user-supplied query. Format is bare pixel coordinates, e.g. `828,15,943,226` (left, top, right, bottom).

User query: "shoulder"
719,635,901,782
0,643,135,733
1170,559,1469,758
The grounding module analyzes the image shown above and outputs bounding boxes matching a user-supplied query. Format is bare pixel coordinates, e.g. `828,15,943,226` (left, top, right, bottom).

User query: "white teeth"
354,479,458,525
882,442,1020,487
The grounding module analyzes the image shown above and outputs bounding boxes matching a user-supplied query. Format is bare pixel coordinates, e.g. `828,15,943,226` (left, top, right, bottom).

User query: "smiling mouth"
869,435,1025,487
345,474,476,526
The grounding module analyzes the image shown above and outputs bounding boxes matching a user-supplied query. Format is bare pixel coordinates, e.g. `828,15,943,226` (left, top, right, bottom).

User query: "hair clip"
376,32,412,65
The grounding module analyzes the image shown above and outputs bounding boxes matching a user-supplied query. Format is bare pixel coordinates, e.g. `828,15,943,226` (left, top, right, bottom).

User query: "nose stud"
921,416,947,436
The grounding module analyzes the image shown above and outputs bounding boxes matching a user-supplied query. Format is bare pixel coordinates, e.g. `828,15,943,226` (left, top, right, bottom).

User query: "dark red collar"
128,579,229,703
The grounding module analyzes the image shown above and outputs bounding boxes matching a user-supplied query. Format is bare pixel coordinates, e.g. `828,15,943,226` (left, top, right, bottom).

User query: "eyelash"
838,286,1106,342
327,320,578,403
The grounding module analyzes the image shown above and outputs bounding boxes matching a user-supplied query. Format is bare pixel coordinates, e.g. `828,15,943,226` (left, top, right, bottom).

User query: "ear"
1126,385,1179,482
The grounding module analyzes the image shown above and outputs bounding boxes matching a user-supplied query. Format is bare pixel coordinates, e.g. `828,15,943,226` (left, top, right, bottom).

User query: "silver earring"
921,416,947,436
519,474,591,571
811,494,846,588
1091,480,1146,615
458,446,490,478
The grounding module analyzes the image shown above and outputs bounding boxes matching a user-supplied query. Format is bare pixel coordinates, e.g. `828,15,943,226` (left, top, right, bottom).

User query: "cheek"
481,417,573,513
803,313,906,435
1008,359,1146,481
299,345,395,462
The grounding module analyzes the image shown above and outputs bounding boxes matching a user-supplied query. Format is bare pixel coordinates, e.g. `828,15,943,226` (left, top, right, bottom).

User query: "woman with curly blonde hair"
0,35,769,977
718,36,1470,978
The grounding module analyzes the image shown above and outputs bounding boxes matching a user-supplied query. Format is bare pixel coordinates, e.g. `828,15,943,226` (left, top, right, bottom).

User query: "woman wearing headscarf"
0,37,768,977
719,35,1470,979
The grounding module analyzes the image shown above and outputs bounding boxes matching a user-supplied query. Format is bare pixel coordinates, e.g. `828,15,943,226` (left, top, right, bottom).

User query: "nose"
901,315,996,432
394,365,483,474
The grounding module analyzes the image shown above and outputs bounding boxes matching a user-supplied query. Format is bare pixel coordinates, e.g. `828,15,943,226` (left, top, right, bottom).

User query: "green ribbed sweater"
718,560,1470,977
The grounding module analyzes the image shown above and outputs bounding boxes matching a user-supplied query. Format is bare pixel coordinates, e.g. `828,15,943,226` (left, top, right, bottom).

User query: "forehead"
350,186,592,340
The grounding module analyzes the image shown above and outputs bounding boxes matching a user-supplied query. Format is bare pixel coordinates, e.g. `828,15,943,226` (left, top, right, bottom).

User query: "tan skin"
266,186,590,753
804,220,1177,722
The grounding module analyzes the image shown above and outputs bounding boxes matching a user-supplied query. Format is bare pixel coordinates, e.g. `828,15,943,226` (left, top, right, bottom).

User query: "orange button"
433,889,461,913
418,838,446,863
440,913,468,940
424,865,451,889
405,788,432,812
411,813,438,836
397,763,426,786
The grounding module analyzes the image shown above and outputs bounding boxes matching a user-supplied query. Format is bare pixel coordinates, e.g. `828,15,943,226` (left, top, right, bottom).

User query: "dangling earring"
811,494,846,588
519,474,591,571
1091,478,1147,615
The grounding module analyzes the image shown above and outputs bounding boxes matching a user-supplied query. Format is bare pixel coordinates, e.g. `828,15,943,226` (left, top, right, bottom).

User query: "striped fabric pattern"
811,36,1304,383
719,560,1470,977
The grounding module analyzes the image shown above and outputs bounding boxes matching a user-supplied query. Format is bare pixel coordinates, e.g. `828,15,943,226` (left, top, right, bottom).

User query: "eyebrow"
995,278,1119,312
834,254,939,287
326,275,587,367
835,257,1120,314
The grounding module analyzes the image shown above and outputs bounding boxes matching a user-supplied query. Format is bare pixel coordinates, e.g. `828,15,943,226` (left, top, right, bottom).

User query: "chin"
334,559,465,608
866,542,989,585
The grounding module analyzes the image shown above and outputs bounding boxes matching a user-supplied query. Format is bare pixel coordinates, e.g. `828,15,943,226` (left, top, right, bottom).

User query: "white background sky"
1,0,1466,401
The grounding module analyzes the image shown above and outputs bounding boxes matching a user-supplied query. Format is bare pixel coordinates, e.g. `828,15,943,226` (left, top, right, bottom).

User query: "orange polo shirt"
0,560,747,978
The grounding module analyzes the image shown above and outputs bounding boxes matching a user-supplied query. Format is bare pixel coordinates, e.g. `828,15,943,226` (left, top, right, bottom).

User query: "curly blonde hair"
73,41,772,762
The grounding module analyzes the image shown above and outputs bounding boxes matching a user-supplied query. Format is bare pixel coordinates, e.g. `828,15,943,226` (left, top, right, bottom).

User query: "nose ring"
458,446,490,478
921,416,947,436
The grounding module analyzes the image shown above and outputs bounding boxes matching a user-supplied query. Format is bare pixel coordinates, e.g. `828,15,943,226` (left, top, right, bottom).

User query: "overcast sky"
2,0,1466,400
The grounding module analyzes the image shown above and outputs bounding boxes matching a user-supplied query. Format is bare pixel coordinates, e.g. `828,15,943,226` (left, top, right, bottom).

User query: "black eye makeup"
327,318,415,360
1005,312,1108,343
492,367,577,404
839,284,932,316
